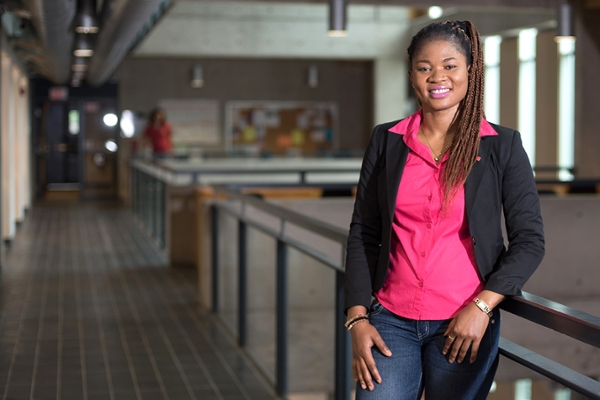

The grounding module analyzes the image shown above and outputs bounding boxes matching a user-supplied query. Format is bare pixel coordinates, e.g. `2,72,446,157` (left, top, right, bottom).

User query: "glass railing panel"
246,225,277,383
287,246,336,396
216,209,239,335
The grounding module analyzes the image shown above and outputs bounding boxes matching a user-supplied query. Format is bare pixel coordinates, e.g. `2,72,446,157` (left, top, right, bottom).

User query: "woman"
144,108,172,157
344,20,544,400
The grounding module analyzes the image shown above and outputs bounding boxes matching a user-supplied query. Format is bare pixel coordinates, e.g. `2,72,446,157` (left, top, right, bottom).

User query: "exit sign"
49,86,68,101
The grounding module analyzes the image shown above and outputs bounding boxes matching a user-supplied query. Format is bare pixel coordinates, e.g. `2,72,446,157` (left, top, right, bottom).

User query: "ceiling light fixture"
72,66,88,73
308,64,319,88
72,63,88,72
428,6,443,19
328,0,347,37
190,64,204,88
555,3,576,42
74,0,99,34
73,34,94,57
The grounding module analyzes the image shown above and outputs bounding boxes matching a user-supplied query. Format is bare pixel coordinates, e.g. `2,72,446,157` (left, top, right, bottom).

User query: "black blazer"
344,119,545,312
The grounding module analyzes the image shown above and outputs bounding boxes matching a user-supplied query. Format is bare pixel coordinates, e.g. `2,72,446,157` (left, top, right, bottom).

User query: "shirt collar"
388,109,498,137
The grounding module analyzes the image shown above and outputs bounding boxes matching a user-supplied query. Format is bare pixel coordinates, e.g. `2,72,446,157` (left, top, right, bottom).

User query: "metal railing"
209,184,600,400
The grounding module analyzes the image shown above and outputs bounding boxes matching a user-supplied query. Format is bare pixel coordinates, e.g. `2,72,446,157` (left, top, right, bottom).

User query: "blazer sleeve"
484,130,545,295
344,126,385,312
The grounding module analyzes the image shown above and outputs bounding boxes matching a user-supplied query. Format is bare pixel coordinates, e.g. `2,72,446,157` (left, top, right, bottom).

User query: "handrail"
210,185,600,400
213,184,349,244
501,292,600,348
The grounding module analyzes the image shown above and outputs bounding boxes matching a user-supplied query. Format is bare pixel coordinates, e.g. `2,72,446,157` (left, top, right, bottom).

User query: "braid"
442,21,484,206
407,20,486,210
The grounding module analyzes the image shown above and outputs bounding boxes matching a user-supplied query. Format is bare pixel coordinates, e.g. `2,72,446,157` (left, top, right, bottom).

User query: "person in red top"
344,21,544,400
143,108,172,156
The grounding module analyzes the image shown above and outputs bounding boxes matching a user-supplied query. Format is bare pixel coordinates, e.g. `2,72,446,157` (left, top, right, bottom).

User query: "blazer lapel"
385,132,410,223
465,137,493,219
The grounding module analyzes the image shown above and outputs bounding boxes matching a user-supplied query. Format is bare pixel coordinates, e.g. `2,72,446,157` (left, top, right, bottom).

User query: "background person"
344,20,545,400
143,108,172,157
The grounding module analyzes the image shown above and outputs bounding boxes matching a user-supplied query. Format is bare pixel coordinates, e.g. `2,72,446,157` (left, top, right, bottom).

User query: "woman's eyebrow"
416,57,458,63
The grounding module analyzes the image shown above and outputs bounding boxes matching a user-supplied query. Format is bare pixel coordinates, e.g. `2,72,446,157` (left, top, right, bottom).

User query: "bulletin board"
226,101,338,155
158,99,220,145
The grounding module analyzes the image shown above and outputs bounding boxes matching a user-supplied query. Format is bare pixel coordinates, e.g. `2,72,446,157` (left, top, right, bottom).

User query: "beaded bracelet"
346,316,369,331
344,314,368,330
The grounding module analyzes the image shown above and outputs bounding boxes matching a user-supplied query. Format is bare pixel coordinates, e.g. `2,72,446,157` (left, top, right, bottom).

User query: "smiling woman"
344,20,545,400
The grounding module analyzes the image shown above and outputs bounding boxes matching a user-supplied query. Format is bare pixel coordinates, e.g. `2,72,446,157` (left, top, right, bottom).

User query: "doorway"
37,99,119,200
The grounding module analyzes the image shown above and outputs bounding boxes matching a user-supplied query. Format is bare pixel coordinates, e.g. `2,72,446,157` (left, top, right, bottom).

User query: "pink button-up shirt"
375,110,498,320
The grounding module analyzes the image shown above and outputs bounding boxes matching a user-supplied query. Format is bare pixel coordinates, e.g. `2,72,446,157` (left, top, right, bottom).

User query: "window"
518,28,538,167
557,38,575,181
484,35,502,124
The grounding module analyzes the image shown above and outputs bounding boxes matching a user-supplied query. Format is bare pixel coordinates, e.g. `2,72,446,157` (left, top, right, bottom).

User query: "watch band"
474,298,493,318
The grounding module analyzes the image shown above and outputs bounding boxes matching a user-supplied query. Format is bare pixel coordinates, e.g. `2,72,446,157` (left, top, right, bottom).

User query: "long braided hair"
407,20,485,208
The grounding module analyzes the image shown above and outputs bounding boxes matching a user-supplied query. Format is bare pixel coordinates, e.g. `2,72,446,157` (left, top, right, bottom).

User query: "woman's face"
153,111,165,125
408,39,470,115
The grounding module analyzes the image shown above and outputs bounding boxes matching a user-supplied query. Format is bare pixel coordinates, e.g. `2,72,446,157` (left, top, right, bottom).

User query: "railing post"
211,205,219,313
238,220,248,347
276,239,288,397
130,166,136,216
335,269,352,400
158,182,165,248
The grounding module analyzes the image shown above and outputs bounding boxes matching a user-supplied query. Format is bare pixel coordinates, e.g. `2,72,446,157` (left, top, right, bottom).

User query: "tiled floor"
0,201,280,400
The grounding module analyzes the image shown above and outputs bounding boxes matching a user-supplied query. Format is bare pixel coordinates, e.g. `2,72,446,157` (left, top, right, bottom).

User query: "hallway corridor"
0,202,279,400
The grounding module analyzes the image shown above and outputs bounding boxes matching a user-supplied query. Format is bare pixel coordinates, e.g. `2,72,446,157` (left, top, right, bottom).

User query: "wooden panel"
500,37,519,130
535,30,559,178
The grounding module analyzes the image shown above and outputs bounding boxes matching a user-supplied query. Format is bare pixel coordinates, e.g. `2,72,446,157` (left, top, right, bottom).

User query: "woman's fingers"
372,334,392,358
351,323,391,391
469,340,481,363
442,334,455,355
359,357,374,390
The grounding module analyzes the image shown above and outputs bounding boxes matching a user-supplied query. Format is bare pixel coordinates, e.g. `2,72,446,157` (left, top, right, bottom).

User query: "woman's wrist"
473,290,505,313
347,305,368,320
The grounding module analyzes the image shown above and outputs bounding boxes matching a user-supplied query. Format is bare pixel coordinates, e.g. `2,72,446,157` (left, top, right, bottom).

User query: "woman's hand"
442,302,489,364
350,321,392,391
443,290,504,364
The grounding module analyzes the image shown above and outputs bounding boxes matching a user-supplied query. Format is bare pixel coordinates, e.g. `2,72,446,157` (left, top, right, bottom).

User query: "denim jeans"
356,300,500,400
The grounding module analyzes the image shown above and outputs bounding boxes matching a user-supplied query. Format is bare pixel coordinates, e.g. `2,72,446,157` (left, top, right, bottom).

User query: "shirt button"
420,252,425,257
419,282,423,287
428,195,432,200
426,223,431,229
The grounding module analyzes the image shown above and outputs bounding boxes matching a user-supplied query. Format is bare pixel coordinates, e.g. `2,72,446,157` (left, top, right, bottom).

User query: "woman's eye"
445,65,457,70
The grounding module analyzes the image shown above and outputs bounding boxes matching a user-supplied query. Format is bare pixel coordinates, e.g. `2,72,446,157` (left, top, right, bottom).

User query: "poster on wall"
158,99,220,146
226,101,338,155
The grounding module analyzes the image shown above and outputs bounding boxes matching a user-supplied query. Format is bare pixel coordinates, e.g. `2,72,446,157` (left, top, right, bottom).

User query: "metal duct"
21,0,75,84
86,0,167,86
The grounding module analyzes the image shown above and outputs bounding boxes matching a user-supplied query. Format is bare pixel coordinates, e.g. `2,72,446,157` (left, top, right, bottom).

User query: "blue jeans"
356,300,500,400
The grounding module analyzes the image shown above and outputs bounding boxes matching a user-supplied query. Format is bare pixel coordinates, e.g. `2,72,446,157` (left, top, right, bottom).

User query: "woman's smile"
429,86,451,99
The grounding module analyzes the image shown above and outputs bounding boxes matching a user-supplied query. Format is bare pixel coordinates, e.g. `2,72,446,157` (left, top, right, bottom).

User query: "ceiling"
0,0,565,86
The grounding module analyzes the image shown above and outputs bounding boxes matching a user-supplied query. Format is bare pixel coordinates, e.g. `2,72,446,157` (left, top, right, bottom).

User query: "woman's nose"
428,68,446,82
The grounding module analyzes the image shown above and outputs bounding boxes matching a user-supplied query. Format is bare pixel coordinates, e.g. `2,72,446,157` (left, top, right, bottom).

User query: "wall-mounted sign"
49,86,68,101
